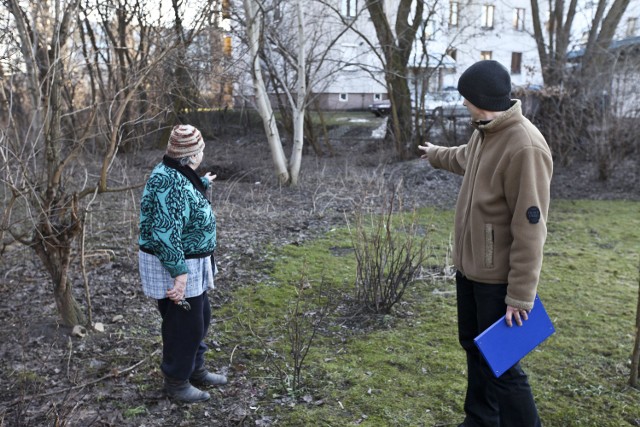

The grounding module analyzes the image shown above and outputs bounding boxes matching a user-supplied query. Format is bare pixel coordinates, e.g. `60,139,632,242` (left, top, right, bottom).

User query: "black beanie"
457,60,512,111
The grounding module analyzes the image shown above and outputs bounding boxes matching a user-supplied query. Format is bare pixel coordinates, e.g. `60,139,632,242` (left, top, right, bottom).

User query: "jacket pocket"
484,223,494,268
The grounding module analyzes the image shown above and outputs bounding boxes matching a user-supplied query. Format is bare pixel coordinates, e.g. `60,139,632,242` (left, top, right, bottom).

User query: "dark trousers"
456,271,541,427
157,292,211,381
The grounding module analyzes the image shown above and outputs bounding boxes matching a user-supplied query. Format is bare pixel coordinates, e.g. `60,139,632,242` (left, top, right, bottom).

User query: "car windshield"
428,91,459,102
416,89,469,118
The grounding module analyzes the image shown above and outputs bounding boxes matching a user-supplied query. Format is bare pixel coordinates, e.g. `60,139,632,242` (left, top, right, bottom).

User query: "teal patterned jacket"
138,158,216,277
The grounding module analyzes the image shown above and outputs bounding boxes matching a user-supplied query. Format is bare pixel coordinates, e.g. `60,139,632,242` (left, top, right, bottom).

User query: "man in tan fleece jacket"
419,60,552,427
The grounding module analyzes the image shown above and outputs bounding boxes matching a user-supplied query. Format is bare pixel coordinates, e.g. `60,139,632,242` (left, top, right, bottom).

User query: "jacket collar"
472,100,522,134
162,155,207,198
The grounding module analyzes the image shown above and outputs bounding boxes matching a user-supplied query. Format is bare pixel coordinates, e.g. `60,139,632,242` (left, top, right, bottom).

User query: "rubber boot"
164,376,210,403
190,367,228,387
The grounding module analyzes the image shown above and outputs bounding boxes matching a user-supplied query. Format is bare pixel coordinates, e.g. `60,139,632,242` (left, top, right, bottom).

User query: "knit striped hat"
166,125,204,158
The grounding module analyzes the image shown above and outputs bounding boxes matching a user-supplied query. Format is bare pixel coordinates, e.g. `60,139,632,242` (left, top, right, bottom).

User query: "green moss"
123,405,148,418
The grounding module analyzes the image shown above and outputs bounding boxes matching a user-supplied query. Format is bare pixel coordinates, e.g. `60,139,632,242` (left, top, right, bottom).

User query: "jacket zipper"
457,131,486,275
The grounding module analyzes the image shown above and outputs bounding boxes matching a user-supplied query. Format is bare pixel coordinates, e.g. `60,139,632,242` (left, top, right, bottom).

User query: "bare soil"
1,124,638,426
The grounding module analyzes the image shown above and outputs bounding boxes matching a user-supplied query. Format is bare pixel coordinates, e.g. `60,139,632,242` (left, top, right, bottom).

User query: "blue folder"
474,295,555,378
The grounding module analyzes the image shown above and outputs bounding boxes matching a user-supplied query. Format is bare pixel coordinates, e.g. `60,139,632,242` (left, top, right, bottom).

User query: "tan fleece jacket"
426,100,553,310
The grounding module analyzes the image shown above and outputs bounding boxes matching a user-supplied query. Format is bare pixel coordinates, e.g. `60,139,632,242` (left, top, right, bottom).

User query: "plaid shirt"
139,251,216,299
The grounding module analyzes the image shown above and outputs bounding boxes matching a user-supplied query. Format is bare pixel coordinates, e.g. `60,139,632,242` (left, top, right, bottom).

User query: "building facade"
233,0,639,111
311,0,543,111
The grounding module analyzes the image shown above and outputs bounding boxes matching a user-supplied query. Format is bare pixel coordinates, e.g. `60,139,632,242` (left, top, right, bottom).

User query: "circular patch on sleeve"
526,206,541,224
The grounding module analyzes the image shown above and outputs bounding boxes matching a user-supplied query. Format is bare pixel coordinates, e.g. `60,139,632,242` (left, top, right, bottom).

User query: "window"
339,93,348,102
449,2,459,27
223,35,232,56
579,31,589,44
222,0,230,19
342,0,357,18
480,51,492,60
511,52,522,74
627,17,638,37
482,5,495,29
514,8,525,31
373,93,382,101
341,43,359,70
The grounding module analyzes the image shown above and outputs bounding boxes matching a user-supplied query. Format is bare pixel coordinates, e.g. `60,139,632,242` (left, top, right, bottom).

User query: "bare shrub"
244,274,334,397
423,116,474,147
516,53,640,181
284,277,334,394
515,86,584,166
347,189,431,314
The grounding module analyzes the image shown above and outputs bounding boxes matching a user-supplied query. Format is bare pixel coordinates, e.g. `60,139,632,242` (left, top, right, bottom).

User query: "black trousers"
157,292,211,381
456,271,541,427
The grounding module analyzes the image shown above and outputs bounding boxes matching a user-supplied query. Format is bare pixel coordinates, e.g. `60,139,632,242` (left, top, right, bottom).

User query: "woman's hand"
204,172,217,185
167,274,188,302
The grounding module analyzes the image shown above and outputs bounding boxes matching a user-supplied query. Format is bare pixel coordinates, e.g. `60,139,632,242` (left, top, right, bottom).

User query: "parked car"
423,89,468,118
369,99,391,116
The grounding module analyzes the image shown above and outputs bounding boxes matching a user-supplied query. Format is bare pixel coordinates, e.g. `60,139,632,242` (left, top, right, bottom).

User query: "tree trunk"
366,0,422,159
387,71,414,158
243,0,289,185
33,226,85,326
290,108,304,186
529,0,578,86
581,0,631,81
288,0,306,186
54,276,86,327
530,0,630,87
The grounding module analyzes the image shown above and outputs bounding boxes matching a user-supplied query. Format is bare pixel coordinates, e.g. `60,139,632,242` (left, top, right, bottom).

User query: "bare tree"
530,0,631,86
246,0,431,162
528,0,632,177
238,0,354,185
366,0,423,159
2,0,88,326
0,0,218,326
316,0,473,150
289,0,306,184
242,0,290,184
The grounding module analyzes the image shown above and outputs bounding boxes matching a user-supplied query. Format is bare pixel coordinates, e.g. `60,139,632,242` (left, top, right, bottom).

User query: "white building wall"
317,1,387,109
441,0,542,87
617,0,640,39
321,0,545,108
234,0,640,109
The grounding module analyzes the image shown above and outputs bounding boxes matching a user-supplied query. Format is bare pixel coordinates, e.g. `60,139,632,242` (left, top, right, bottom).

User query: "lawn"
216,199,640,426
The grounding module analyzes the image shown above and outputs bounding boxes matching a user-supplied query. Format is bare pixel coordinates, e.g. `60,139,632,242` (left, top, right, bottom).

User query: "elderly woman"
138,125,226,403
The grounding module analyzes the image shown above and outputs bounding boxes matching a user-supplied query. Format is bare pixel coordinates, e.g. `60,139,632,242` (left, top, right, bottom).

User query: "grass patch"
123,405,148,418
216,200,640,426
